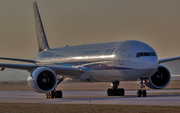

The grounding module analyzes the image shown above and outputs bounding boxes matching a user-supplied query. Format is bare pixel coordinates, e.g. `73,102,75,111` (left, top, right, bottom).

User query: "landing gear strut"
137,78,147,97
107,81,124,96
45,76,65,99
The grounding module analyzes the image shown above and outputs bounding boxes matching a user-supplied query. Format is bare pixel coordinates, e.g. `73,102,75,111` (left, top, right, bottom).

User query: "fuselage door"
119,50,126,65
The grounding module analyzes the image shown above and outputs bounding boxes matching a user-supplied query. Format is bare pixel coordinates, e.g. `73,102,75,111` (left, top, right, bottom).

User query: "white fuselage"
35,40,159,82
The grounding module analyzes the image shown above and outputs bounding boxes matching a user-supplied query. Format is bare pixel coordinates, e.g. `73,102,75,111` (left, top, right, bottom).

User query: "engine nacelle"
27,67,57,93
145,65,171,89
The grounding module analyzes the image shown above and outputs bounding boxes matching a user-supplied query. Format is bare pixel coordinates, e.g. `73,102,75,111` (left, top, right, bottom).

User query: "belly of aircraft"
79,68,156,82
88,69,139,81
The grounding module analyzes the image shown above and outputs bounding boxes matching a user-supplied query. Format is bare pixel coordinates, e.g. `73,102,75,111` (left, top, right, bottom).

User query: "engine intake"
27,67,57,93
145,65,171,89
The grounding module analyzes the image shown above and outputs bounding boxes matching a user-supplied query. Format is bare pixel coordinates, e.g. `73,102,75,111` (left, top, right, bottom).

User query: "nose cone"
120,40,159,77
131,40,159,69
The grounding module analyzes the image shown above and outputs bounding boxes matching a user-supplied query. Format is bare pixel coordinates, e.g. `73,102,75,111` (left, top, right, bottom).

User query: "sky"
0,0,180,81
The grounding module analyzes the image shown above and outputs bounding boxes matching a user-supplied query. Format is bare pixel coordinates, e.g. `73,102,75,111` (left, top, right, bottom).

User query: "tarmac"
0,90,180,106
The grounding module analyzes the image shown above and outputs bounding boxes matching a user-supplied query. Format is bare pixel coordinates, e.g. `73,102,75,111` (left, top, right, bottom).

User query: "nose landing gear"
137,78,147,97
107,81,125,96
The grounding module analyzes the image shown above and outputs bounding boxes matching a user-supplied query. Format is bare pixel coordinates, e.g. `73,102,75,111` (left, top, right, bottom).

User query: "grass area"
0,103,180,113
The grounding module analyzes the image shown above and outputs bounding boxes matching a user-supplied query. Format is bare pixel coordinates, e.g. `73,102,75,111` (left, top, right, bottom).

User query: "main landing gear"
45,76,65,99
107,81,125,96
46,90,62,98
137,78,147,97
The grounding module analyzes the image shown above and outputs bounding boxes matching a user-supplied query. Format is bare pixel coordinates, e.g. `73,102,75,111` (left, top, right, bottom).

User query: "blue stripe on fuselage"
54,62,133,71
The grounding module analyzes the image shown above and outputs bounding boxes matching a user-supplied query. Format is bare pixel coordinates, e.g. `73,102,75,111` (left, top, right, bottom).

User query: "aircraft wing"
0,63,38,71
159,56,180,63
0,63,84,76
0,57,36,63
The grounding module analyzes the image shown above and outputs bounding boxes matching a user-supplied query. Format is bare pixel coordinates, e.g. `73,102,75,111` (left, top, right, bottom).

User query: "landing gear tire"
107,89,112,96
50,91,54,98
55,90,62,98
45,90,62,99
119,88,124,96
137,90,142,97
142,90,146,97
107,88,124,96
137,90,147,97
46,92,50,99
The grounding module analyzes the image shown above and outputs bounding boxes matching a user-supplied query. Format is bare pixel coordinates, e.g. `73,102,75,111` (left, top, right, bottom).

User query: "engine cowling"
27,67,57,93
145,65,171,89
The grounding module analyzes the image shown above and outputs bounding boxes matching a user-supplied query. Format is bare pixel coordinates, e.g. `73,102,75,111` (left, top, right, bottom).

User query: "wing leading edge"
0,63,84,77
0,57,36,63
159,56,180,64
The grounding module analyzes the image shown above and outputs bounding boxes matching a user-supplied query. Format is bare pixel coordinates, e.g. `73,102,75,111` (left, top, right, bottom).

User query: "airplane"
0,1,179,98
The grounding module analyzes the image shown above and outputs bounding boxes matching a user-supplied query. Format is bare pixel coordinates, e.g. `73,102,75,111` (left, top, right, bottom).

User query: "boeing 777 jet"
0,1,179,98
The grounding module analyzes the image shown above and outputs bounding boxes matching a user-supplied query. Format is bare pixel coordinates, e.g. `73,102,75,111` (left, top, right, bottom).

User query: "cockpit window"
150,52,156,56
136,52,156,57
144,53,150,56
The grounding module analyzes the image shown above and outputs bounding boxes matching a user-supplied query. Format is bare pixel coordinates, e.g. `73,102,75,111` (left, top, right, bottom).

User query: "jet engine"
27,67,57,93
145,65,171,89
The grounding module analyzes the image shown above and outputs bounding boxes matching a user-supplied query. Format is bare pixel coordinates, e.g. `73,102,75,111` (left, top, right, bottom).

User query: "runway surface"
0,90,180,106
